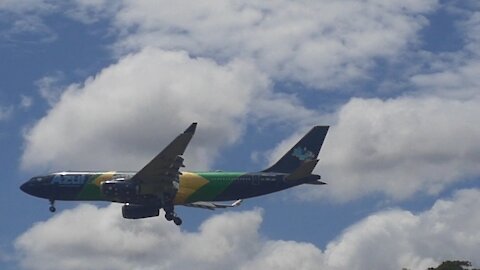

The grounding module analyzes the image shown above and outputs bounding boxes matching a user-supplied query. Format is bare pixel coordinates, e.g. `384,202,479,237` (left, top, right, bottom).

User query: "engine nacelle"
122,204,159,219
100,179,139,203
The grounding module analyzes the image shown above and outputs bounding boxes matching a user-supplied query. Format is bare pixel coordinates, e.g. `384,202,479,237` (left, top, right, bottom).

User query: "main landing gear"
49,199,56,213
163,205,182,226
165,212,182,226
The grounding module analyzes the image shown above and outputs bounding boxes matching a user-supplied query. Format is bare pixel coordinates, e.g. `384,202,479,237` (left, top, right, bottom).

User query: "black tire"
165,212,174,221
49,206,56,213
173,217,182,226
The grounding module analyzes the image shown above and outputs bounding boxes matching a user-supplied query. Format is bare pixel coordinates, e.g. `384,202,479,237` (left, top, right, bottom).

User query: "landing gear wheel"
163,201,182,225
165,212,174,221
49,199,56,213
173,217,182,226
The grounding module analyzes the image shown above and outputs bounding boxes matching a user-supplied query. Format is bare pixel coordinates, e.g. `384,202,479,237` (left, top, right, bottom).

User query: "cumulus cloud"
9,3,480,270
264,7,480,202
268,70,480,202
21,47,314,172
101,0,438,88
320,9,480,201
410,10,480,100
12,0,480,205
324,189,480,270
2,0,440,89
411,59,480,100
15,189,480,270
21,48,262,171
309,96,480,201
15,205,265,270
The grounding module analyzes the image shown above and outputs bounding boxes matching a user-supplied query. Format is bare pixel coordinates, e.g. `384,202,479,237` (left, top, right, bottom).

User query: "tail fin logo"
292,147,315,161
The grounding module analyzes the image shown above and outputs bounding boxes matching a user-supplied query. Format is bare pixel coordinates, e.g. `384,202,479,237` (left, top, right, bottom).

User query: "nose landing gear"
49,199,56,213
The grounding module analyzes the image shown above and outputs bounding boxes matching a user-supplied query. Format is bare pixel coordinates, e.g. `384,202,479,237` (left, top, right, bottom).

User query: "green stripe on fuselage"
76,176,102,200
186,172,244,203
76,173,116,201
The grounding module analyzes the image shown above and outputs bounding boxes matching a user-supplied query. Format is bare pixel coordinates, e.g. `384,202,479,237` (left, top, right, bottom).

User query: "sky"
1,0,480,269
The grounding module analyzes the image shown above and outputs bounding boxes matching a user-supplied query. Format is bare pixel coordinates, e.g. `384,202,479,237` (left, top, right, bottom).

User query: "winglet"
184,122,197,134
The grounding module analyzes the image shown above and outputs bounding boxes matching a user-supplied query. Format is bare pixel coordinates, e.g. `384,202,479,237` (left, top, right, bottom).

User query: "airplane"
20,123,329,225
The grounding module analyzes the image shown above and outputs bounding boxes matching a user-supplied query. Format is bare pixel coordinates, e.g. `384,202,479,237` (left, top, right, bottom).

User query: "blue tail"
263,126,329,173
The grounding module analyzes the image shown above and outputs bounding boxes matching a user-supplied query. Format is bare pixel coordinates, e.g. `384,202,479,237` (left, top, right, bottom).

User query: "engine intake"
122,204,159,219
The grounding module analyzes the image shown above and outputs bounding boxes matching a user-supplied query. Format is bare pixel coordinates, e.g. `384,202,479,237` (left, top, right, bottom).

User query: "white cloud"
324,189,480,270
35,72,66,106
289,96,480,201
411,59,480,100
65,0,120,24
103,0,437,88
409,10,480,100
20,95,33,109
8,0,478,206
0,0,55,14
15,205,265,270
0,0,58,43
21,47,313,172
264,7,480,202
0,105,13,121
240,241,324,270
15,189,480,270
8,4,480,270
22,48,262,171
2,0,440,88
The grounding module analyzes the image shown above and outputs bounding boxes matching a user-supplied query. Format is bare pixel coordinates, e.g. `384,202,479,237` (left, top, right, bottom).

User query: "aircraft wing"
184,200,243,210
130,123,197,195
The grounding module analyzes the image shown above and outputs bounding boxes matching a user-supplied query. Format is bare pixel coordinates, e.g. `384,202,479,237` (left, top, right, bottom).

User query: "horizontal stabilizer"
184,199,243,211
305,180,327,185
285,159,319,181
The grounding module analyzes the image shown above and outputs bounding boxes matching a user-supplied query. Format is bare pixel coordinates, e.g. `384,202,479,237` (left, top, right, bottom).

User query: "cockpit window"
33,176,46,182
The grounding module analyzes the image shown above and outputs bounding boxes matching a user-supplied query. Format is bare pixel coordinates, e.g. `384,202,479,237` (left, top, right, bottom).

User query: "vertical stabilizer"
263,126,329,173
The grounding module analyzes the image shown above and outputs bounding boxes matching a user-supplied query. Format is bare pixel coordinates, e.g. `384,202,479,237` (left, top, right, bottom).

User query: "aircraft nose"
20,181,33,195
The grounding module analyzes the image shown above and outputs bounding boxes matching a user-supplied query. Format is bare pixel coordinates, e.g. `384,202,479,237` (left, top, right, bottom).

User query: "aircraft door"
252,175,260,185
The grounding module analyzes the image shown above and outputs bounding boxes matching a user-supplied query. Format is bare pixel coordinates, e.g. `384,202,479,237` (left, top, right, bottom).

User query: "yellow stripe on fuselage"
174,172,209,204
93,171,116,186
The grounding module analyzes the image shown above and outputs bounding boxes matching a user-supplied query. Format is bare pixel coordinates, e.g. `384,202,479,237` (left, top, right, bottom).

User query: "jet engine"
122,204,159,219
100,179,139,203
